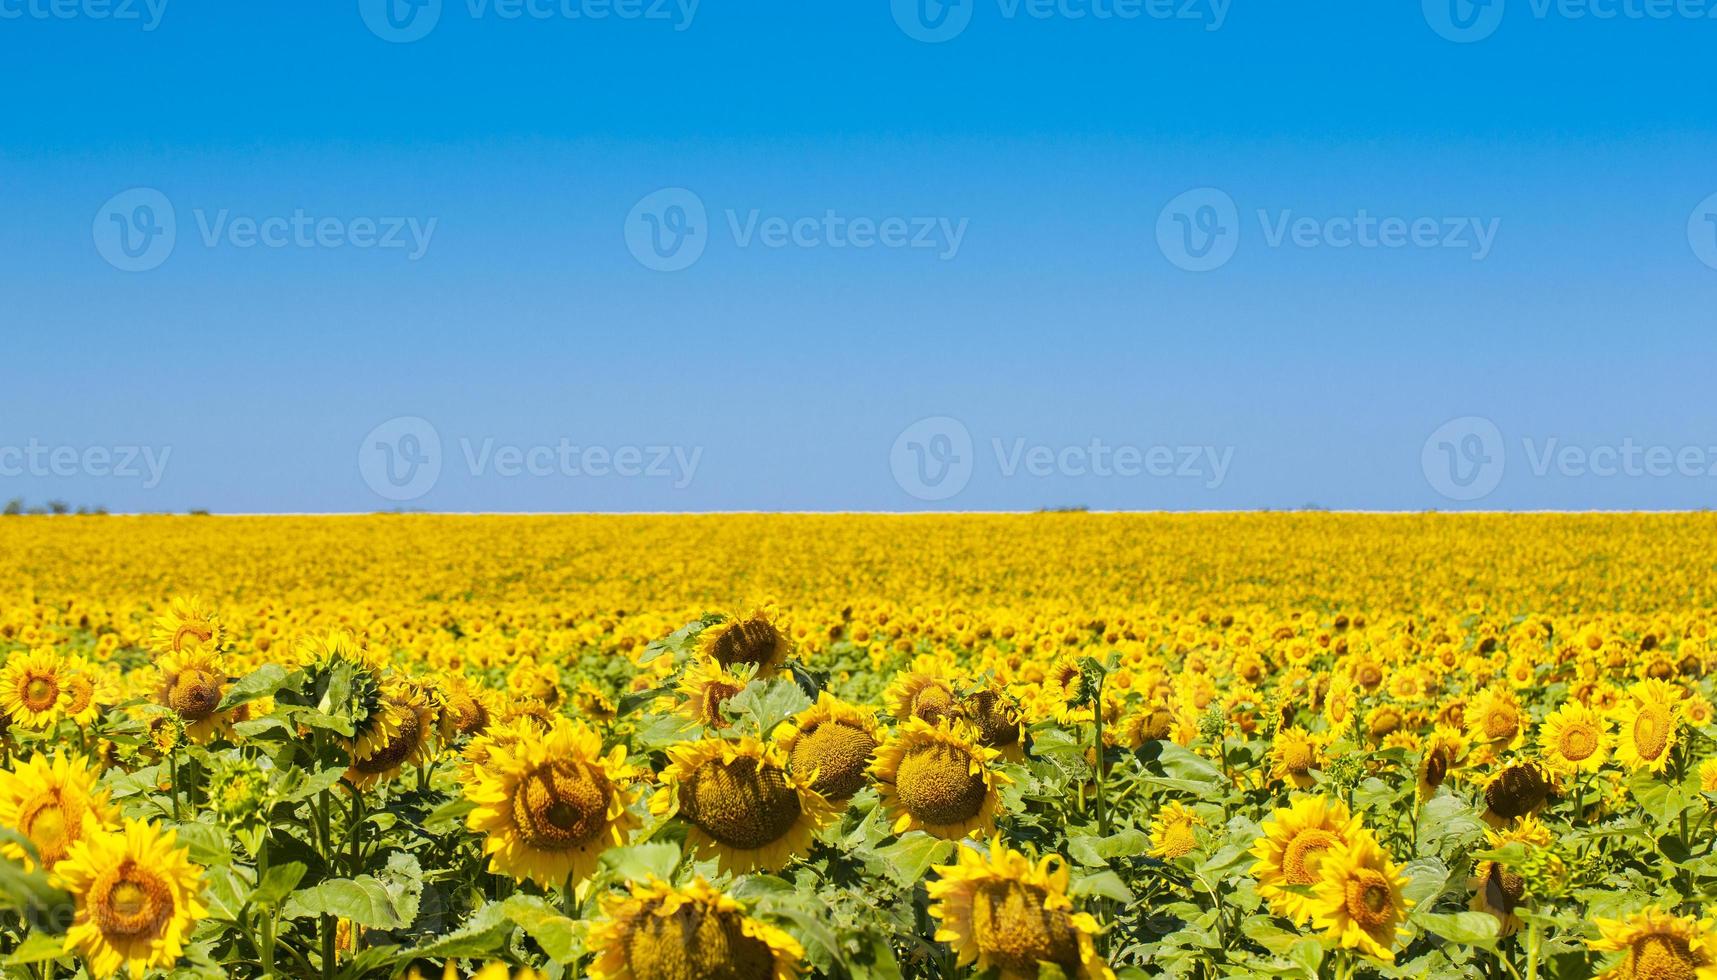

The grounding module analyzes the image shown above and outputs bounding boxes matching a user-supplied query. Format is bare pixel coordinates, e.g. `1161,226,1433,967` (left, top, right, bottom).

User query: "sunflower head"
466,717,639,888
677,659,750,729
1148,801,1204,860
1467,816,1553,937
957,688,1024,754
1416,726,1468,803
437,677,492,739
871,718,1009,840
1590,907,1717,980
652,736,836,874
927,836,1115,980
588,876,804,980
1250,794,1360,925
1613,679,1684,774
1482,759,1552,826
884,670,958,726
1269,727,1323,789
1540,700,1612,774
347,688,437,789
150,595,223,657
699,612,790,675
158,648,228,725
0,648,70,729
773,692,882,800
1309,828,1412,962
1465,686,1526,750
0,752,118,871
57,819,209,979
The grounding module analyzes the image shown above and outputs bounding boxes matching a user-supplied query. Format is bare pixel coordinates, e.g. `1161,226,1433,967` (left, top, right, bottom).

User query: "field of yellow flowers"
2,512,1716,980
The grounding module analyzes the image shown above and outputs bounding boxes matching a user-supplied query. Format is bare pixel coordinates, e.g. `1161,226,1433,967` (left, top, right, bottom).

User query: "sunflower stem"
349,790,364,876
168,744,181,821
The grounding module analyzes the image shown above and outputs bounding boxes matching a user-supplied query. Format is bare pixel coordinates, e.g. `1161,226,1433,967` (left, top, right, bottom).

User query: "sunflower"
157,647,232,743
1416,726,1467,803
651,736,836,874
677,659,750,729
1467,816,1551,937
1363,703,1404,741
957,687,1026,759
772,692,882,800
588,876,803,980
871,718,1010,840
0,752,117,871
346,688,437,789
1589,907,1717,980
1250,795,1360,925
927,836,1115,980
0,647,69,729
437,676,492,739
466,717,639,888
460,716,546,779
1700,758,1717,794
1268,727,1323,789
149,595,223,656
1465,686,1528,753
1481,758,1552,826
699,612,791,675
1539,701,1611,775
1309,828,1412,961
1147,801,1203,859
1612,679,1683,774
1121,700,1180,746
56,818,208,978
884,670,958,725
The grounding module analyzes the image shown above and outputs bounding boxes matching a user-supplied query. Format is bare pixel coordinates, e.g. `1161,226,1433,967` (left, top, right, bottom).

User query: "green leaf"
1416,910,1502,947
1071,869,1136,902
600,842,682,882
282,876,406,929
1401,857,1451,907
218,663,289,712
402,901,512,959
255,862,308,905
3,932,67,966
500,895,583,964
1067,830,1151,867
878,832,955,887
723,678,813,738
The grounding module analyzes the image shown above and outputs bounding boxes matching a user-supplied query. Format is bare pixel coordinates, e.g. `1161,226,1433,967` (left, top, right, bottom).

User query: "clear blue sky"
2,0,1715,512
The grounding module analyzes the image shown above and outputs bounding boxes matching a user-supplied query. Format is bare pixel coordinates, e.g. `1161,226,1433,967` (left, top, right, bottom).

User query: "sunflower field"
3,512,1717,980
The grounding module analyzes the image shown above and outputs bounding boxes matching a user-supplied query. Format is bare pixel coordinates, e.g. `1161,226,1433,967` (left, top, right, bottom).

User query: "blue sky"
2,0,1715,512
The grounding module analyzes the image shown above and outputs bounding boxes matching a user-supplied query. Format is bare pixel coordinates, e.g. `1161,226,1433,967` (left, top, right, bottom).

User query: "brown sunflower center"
167,669,223,722
444,692,488,736
90,861,174,941
1485,765,1549,820
1356,664,1382,689
909,686,954,725
1281,828,1341,885
1634,706,1672,761
625,901,776,980
960,691,1020,749
789,721,877,799
510,760,612,850
1344,869,1396,930
894,742,988,828
1558,722,1599,762
23,674,59,712
1484,863,1526,913
682,757,802,851
708,619,783,671
1423,747,1450,788
353,710,422,774
1136,706,1175,741
970,880,1082,976
1483,707,1518,741
1633,934,1698,980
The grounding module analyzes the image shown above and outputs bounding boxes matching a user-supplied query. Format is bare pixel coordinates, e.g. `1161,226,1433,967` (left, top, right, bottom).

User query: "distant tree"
189,508,211,516
48,500,69,515
2,498,20,516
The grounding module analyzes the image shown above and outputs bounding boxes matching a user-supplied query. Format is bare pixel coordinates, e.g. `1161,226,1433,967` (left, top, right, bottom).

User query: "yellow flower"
1465,686,1527,752
157,647,232,744
0,752,117,871
1700,759,1717,793
465,717,638,887
1417,726,1467,803
1148,801,1203,859
772,692,882,800
676,659,750,729
1250,795,1359,925
1481,758,1552,827
149,595,223,657
1589,907,1717,980
871,718,1010,840
699,612,791,675
1309,828,1412,961
587,876,803,980
884,669,958,726
56,819,208,978
1539,701,1611,775
346,687,437,789
1612,679,1683,774
1268,726,1324,789
651,736,836,874
927,836,1115,980
1467,816,1551,937
0,648,70,729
